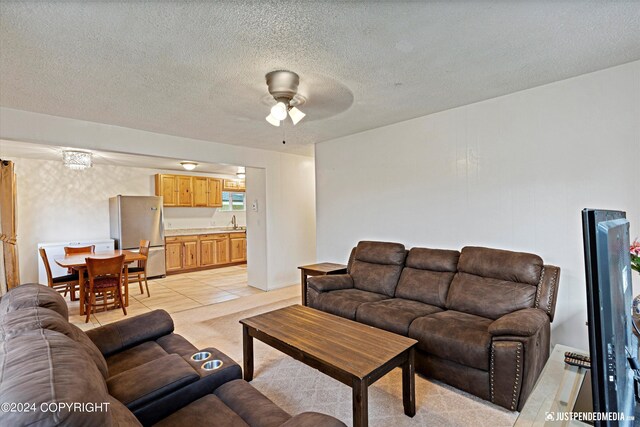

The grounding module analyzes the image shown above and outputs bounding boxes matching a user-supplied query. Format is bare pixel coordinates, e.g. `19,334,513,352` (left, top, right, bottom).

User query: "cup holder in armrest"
201,360,223,371
190,351,212,362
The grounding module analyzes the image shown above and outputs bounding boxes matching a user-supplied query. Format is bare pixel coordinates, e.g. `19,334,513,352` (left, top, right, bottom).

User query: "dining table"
55,249,147,315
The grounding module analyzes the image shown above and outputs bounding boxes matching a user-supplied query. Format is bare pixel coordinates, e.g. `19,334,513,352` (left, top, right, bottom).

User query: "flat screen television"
582,208,638,426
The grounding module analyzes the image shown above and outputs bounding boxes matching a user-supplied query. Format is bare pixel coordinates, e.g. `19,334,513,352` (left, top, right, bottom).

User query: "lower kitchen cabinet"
165,236,199,272
166,231,245,274
199,234,230,267
229,233,247,263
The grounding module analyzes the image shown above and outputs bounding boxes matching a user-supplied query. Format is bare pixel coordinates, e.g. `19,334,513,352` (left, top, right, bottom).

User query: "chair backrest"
138,240,150,269
64,245,95,255
350,241,407,297
38,248,54,286
85,255,125,284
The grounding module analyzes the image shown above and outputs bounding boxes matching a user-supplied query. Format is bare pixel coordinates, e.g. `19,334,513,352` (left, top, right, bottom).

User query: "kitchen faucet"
231,215,237,230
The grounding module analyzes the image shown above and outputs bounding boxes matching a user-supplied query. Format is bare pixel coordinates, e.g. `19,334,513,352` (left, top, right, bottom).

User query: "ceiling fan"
264,70,306,127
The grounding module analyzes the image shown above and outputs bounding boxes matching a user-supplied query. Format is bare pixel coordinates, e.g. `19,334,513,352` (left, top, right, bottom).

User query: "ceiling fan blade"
265,113,280,127
289,106,306,125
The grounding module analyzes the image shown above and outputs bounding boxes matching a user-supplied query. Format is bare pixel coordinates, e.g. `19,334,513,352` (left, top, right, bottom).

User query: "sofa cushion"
445,247,542,319
0,283,69,320
394,248,460,307
350,242,406,297
106,340,169,377
356,298,443,336
215,379,292,427
107,353,199,410
408,310,493,371
0,329,110,426
309,288,389,320
108,395,143,426
0,307,110,379
154,394,250,427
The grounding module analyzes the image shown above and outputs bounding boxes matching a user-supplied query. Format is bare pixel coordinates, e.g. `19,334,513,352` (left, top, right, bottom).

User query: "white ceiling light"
180,161,198,171
264,70,306,127
236,166,246,179
62,150,92,170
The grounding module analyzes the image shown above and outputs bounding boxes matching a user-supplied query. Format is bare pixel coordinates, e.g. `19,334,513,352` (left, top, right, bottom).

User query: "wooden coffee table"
240,304,417,427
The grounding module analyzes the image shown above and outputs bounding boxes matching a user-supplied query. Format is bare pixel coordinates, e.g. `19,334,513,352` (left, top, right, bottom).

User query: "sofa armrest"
107,353,198,410
307,274,354,293
86,309,174,357
488,308,549,337
281,412,347,427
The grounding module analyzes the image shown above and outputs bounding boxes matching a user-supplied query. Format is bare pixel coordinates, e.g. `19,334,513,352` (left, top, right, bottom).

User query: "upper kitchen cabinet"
155,174,178,206
155,174,223,208
192,177,209,207
223,179,246,192
207,178,223,207
176,175,193,206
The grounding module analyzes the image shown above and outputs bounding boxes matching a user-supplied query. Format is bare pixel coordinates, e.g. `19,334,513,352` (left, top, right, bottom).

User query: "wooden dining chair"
84,254,126,323
39,248,79,300
63,245,95,274
128,240,151,297
64,245,95,255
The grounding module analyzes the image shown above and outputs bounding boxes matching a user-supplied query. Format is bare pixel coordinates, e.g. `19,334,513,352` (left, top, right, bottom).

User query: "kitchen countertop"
164,227,246,237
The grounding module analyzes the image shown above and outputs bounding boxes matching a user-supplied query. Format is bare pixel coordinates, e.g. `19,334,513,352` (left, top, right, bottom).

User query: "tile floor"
67,265,261,330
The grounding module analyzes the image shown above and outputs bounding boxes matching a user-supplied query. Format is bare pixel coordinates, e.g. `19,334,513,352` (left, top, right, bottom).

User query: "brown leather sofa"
0,284,346,427
307,241,560,411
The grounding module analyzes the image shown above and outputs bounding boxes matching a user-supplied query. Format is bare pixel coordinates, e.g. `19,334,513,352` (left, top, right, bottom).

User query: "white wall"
315,61,640,350
0,109,316,290
3,156,246,283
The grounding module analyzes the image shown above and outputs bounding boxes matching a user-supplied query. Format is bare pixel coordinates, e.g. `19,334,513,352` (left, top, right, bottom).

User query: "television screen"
582,209,638,426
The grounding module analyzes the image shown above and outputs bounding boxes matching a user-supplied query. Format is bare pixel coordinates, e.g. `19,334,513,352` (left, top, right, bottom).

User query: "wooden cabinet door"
199,239,215,267
242,238,247,261
230,237,245,262
177,176,193,207
165,241,183,271
192,177,209,207
207,178,223,207
183,240,198,269
156,174,178,206
214,237,229,264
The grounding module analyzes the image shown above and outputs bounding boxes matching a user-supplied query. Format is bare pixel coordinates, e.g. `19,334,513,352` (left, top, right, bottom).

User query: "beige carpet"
171,295,517,427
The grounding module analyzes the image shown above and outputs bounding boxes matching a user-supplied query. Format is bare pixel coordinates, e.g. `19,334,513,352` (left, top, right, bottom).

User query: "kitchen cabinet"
166,231,245,274
155,175,178,206
223,179,246,192
207,178,223,207
229,232,247,263
165,236,199,272
177,176,193,207
155,174,223,208
199,233,229,267
192,177,209,207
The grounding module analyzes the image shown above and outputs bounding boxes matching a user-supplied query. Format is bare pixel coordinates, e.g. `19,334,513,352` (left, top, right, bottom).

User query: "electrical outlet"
252,200,258,212
166,222,172,228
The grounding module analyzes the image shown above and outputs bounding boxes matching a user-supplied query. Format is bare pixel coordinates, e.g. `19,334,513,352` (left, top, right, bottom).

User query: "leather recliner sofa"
0,284,346,427
307,241,560,411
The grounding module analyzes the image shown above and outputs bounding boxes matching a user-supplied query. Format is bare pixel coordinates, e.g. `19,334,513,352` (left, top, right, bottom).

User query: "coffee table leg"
402,347,416,417
352,378,368,427
300,270,307,306
243,325,254,381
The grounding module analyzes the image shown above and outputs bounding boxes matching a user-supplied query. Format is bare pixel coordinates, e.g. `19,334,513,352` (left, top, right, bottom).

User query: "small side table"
298,263,348,306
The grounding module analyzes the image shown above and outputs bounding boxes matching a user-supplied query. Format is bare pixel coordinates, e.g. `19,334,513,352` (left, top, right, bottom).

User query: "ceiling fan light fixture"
265,113,280,127
270,102,288,121
180,161,198,171
288,106,306,125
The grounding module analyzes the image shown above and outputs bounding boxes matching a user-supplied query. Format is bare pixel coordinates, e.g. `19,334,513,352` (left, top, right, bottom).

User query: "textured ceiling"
0,139,241,175
1,2,639,156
